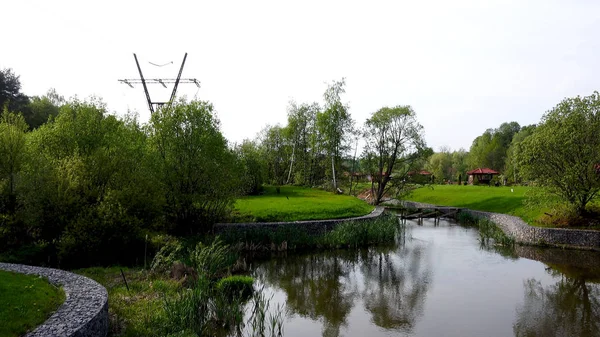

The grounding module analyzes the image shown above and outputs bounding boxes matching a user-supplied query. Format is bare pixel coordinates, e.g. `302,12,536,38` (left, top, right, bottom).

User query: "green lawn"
232,185,374,222
405,185,545,224
0,270,65,337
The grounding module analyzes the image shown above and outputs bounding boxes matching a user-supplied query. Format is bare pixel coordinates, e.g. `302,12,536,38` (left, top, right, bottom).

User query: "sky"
3,0,600,151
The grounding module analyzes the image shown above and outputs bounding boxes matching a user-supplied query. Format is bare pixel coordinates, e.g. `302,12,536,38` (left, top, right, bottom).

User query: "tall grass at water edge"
457,212,515,247
219,213,401,251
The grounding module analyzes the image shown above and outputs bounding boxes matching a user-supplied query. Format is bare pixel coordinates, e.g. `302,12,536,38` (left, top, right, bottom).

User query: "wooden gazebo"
466,168,499,185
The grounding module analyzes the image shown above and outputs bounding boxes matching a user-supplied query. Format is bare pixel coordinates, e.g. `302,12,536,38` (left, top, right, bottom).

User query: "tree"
24,89,64,129
468,122,521,172
504,125,536,184
318,79,353,190
363,105,430,205
150,99,239,233
235,140,265,195
426,149,453,183
451,148,469,182
259,125,290,186
286,101,320,185
0,107,28,213
0,68,30,114
517,92,600,215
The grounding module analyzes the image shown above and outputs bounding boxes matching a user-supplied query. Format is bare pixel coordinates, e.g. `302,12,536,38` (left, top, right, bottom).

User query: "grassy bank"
221,213,399,250
232,186,374,222
74,215,399,336
0,270,65,337
405,185,545,224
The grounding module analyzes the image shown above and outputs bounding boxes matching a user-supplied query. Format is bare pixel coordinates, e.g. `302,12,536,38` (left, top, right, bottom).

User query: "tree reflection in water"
514,268,600,337
360,245,431,332
254,242,432,337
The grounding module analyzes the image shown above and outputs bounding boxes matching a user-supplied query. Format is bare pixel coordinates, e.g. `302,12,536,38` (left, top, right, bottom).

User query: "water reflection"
360,245,431,332
254,241,433,336
251,220,600,337
513,248,600,337
256,251,360,336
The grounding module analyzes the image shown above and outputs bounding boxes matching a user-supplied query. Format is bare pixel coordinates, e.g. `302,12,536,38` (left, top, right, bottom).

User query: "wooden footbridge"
397,206,462,225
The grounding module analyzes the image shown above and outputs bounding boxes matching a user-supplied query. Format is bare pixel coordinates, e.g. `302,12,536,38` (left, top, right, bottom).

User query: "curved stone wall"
0,262,108,337
401,201,600,251
214,206,385,234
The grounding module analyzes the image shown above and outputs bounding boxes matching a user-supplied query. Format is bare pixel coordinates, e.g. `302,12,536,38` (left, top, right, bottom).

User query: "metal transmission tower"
118,53,200,113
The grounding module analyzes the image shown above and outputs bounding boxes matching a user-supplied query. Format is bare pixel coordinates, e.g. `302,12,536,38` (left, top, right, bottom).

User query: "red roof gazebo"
466,168,499,185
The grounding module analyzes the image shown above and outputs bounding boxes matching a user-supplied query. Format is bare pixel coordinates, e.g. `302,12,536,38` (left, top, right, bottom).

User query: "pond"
250,218,600,337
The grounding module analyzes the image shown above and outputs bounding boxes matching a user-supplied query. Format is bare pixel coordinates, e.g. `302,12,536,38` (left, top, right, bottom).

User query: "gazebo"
466,168,499,185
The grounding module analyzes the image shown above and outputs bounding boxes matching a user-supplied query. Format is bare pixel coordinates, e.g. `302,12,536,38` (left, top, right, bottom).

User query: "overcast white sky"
4,0,600,150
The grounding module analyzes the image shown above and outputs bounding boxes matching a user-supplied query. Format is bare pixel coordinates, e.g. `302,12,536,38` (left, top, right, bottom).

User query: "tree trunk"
331,155,337,190
286,143,296,184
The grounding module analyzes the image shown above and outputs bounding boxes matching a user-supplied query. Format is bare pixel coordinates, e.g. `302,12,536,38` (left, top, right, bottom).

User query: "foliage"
517,92,600,215
504,124,536,184
456,213,515,246
151,239,186,274
221,213,398,251
258,125,289,186
23,89,64,129
0,270,65,337
0,68,30,117
77,267,182,337
232,185,373,222
426,149,453,183
150,99,240,234
318,78,354,190
0,108,28,218
217,275,254,300
285,101,321,186
320,213,398,248
363,105,431,205
468,121,521,172
190,239,238,280
235,140,265,195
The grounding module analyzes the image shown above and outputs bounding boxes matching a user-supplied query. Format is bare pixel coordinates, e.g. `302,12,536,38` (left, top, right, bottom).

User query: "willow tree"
363,106,429,205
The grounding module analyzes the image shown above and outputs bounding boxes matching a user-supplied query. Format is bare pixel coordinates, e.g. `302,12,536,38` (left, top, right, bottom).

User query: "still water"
251,219,600,337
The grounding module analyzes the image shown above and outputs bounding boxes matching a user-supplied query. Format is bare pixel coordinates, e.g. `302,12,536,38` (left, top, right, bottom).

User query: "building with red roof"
466,168,500,185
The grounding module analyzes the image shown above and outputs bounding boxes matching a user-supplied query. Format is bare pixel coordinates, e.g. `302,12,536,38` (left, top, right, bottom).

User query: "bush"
217,275,254,300
57,206,144,268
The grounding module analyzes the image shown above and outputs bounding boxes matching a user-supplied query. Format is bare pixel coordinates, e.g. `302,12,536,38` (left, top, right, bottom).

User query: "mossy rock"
217,275,254,300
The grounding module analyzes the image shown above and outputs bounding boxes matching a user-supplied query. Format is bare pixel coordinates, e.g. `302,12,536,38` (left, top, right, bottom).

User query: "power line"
118,53,200,113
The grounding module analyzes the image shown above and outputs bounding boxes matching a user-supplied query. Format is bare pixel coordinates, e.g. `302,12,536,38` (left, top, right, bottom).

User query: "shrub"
217,275,254,300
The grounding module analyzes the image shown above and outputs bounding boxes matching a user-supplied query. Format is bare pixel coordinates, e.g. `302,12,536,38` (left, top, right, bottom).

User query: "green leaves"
363,105,428,204
517,91,600,215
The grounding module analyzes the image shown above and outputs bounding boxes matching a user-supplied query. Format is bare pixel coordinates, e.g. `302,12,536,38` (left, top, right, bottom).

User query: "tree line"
0,70,430,266
425,92,600,218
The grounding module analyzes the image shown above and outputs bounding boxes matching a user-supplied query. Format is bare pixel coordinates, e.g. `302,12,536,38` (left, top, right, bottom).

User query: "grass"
75,267,182,337
232,185,374,222
0,270,65,337
220,213,400,250
76,240,283,337
405,185,546,225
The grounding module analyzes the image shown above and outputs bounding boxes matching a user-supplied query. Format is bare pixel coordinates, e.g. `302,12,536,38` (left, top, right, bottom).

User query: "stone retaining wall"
401,201,600,251
0,262,108,337
214,206,385,234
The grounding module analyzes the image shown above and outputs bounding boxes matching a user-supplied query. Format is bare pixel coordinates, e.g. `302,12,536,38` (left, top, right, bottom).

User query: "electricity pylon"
118,53,200,113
